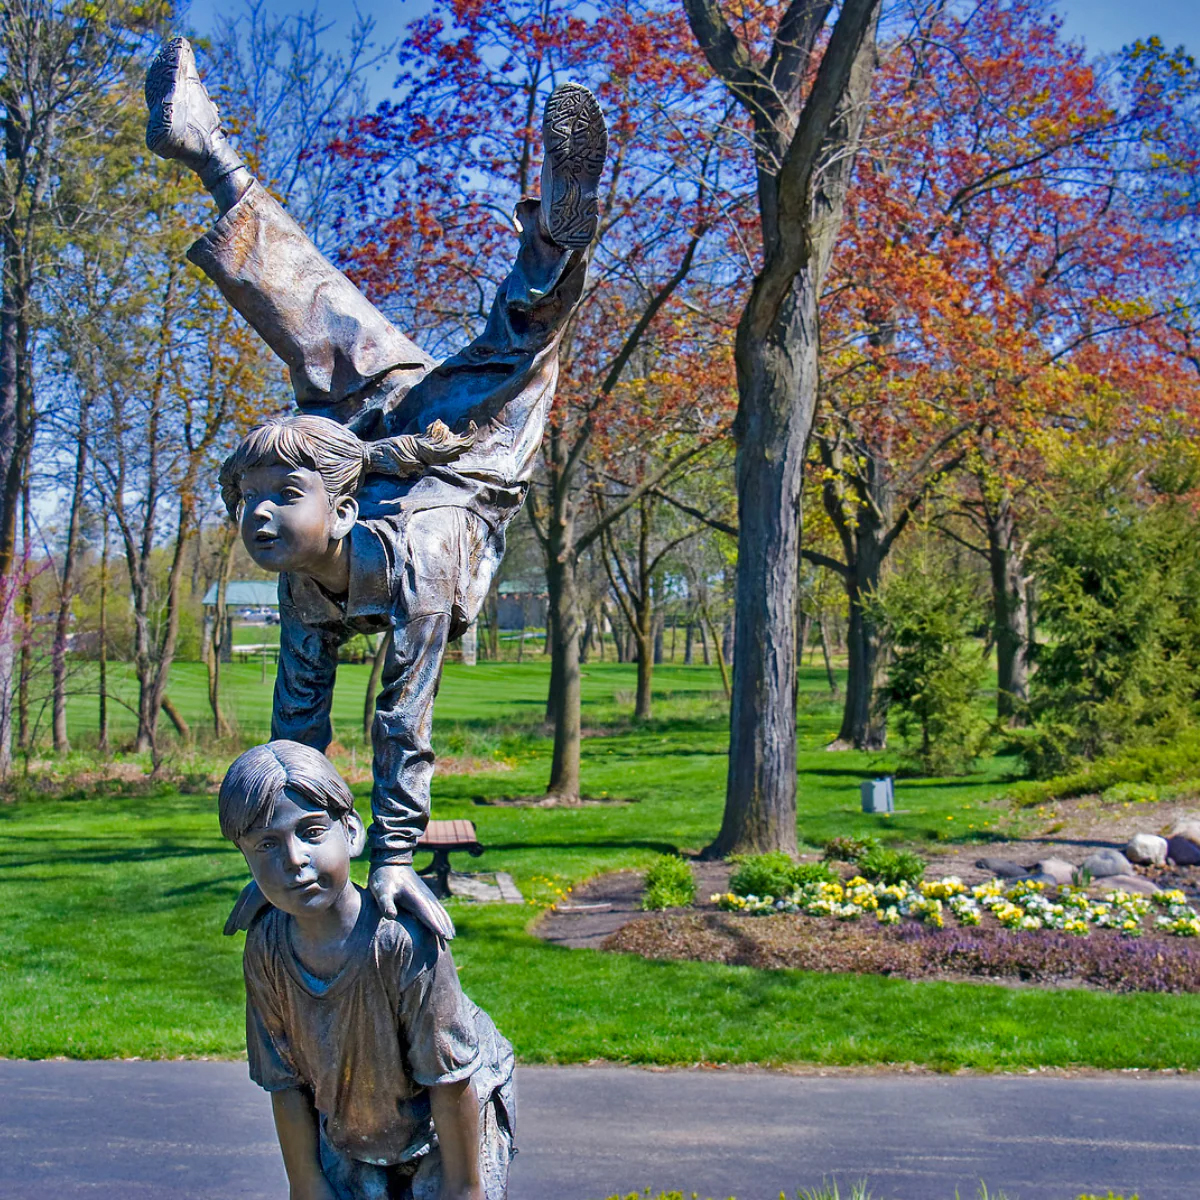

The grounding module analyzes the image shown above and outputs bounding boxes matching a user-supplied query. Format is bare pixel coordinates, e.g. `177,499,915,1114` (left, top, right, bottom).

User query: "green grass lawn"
5,658,1198,1068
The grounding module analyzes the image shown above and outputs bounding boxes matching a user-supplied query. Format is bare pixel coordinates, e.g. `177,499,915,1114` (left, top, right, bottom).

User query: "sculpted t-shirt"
243,890,481,1166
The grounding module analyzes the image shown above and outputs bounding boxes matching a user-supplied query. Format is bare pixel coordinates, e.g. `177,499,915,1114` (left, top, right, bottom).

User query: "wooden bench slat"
418,819,478,847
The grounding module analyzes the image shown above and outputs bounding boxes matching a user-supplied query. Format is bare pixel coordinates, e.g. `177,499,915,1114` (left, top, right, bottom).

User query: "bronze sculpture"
145,34,608,1200
220,741,514,1200
146,38,606,938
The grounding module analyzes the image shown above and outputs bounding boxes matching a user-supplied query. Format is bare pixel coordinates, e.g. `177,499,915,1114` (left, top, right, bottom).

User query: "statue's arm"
270,1089,336,1200
271,595,341,750
429,1078,484,1200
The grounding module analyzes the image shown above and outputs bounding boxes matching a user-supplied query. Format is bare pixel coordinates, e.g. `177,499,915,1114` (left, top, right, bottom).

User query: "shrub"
869,553,990,775
823,835,879,862
1100,781,1160,804
641,855,696,911
856,844,926,887
1024,445,1200,776
1010,727,1200,806
728,852,835,899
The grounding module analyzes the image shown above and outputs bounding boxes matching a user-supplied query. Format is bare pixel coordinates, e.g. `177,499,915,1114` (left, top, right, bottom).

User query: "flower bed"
711,876,1200,939
603,910,1200,992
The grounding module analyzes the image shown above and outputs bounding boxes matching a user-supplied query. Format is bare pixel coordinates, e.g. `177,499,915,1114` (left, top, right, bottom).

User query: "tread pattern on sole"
541,84,608,249
145,37,188,112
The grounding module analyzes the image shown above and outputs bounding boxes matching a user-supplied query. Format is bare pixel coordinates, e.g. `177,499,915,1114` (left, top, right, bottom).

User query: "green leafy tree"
1025,442,1200,776
871,551,989,775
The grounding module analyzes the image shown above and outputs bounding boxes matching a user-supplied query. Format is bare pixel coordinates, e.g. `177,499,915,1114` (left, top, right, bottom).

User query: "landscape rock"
1090,873,1160,896
1125,833,1169,866
975,858,1029,878
1167,835,1200,866
1080,849,1134,879
1168,819,1200,847
1033,857,1076,886
1018,872,1060,888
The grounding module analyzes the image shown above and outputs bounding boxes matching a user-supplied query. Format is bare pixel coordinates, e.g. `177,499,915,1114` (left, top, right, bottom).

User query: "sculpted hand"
370,863,456,939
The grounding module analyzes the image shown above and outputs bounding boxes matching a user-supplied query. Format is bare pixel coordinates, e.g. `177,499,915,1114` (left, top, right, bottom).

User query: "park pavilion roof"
201,580,279,608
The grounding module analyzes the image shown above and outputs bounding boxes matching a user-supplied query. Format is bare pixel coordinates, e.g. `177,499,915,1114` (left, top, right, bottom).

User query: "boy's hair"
219,416,369,520
219,740,356,842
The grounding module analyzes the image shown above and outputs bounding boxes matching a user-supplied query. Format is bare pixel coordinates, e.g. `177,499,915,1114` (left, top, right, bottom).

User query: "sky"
182,0,1200,96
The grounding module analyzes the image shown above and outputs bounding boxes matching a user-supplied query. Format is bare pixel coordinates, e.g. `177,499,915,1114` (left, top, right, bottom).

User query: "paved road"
0,1061,1196,1199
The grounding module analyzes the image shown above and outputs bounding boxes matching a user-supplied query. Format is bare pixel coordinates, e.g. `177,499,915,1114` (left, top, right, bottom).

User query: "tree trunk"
544,544,582,801
634,600,654,720
0,195,26,779
684,619,694,665
484,576,500,660
206,527,237,738
460,620,478,666
51,412,89,752
835,536,888,750
97,518,110,754
17,477,32,753
986,495,1030,724
160,694,190,740
819,615,839,694
700,597,731,701
706,275,816,857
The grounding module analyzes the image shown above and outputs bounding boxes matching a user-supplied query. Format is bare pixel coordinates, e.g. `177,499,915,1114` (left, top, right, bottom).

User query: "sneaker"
539,83,608,249
145,37,225,172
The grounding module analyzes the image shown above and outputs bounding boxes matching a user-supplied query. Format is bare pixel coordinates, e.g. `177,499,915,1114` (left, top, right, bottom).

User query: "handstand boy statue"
145,39,607,938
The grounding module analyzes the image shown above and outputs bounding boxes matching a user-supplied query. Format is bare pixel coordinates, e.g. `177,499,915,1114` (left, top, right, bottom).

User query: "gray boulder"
1125,833,1168,866
1167,835,1200,866
1169,819,1200,847
975,858,1029,878
1033,857,1076,886
1092,873,1159,896
1080,848,1134,879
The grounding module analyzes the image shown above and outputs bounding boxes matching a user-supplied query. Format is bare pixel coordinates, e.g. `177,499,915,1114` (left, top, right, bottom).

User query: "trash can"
860,776,895,814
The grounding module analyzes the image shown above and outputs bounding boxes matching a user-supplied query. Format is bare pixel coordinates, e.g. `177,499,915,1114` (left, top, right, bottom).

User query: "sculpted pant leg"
186,181,434,422
368,508,503,867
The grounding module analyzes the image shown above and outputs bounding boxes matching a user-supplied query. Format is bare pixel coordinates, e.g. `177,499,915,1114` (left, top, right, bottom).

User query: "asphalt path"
0,1061,1197,1199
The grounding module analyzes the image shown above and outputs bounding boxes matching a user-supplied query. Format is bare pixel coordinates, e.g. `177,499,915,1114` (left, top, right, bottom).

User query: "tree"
0,0,164,773
331,0,740,800
683,0,882,855
810,0,1195,744
1024,430,1200,776
870,540,989,775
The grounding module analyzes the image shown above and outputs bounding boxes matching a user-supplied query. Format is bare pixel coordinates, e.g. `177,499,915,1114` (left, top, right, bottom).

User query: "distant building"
497,578,546,629
201,580,279,662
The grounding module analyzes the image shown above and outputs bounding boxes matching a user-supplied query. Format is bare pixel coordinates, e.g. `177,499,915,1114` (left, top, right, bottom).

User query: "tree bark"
711,278,815,856
52,404,89,753
985,493,1030,724
819,614,839,694
17,475,32,753
97,517,110,755
160,694,190,740
206,526,237,738
834,528,888,750
483,576,500,660
685,0,881,857
544,542,582,801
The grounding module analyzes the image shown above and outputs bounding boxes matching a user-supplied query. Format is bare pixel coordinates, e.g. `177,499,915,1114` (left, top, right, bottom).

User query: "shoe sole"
541,84,608,249
145,37,197,158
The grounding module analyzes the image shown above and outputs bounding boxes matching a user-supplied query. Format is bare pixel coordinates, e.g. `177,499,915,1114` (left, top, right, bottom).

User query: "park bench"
417,819,484,897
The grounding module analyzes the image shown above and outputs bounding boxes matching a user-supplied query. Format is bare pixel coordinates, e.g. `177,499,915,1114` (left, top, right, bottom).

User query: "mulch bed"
604,911,1200,993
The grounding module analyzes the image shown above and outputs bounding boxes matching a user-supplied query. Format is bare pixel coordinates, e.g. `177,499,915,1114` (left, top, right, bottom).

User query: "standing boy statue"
145,39,607,937
219,740,514,1200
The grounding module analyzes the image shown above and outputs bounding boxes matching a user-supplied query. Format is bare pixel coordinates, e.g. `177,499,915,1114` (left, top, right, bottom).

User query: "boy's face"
237,788,363,918
237,463,357,575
